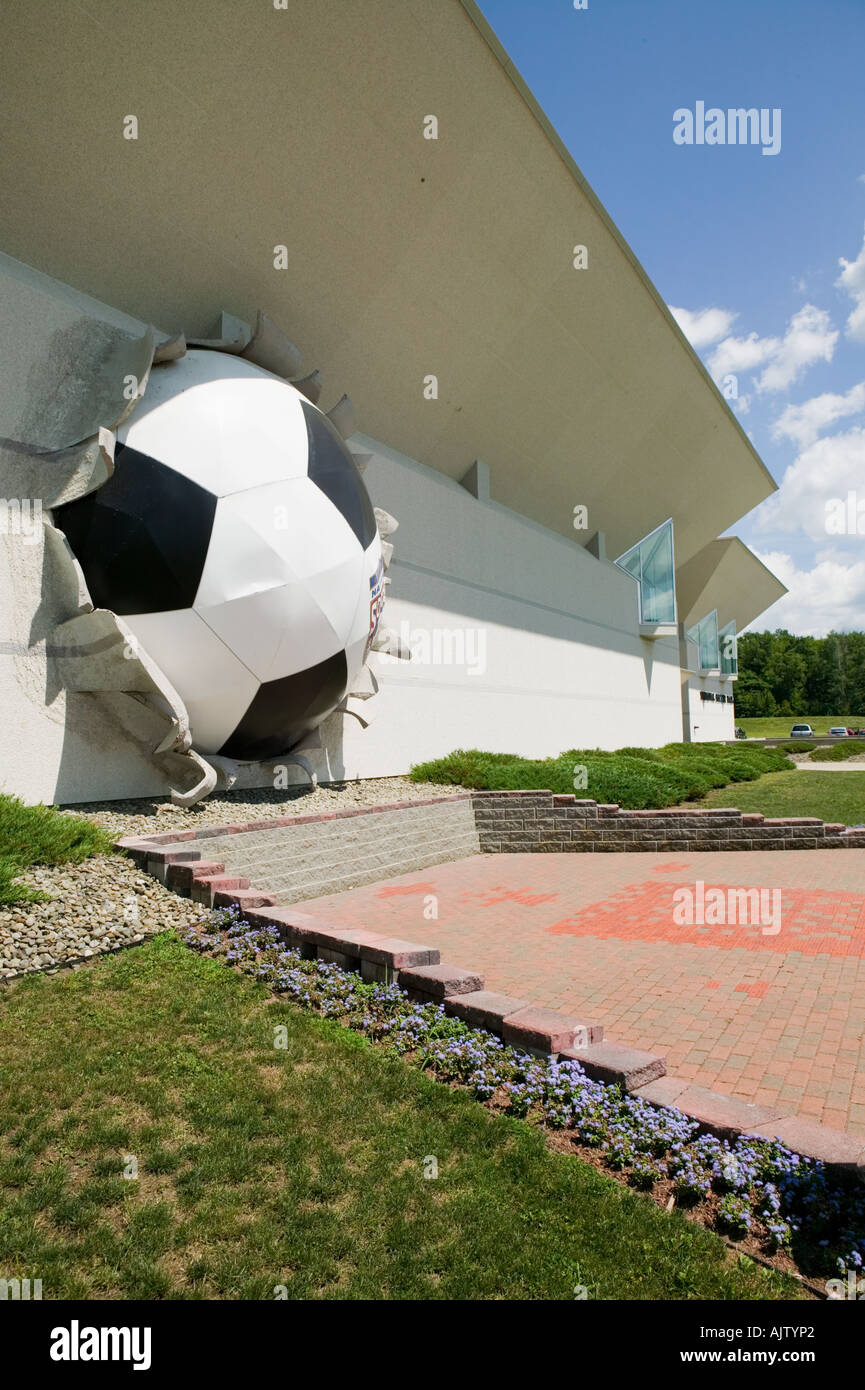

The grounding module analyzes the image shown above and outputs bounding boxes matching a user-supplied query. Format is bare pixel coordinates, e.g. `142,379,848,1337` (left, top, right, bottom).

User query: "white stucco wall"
330,434,684,778
1,252,686,803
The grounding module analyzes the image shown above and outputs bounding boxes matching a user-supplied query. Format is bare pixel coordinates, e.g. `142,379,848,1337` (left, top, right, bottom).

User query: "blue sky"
476,0,865,634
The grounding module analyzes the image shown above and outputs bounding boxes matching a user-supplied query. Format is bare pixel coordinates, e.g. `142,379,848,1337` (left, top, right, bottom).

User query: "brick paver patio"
300,849,865,1137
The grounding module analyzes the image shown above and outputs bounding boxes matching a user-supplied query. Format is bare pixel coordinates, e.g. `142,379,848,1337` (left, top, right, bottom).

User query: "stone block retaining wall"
137,796,480,903
474,792,865,853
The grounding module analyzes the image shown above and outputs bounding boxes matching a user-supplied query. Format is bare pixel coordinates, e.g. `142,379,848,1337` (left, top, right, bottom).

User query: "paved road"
301,849,865,1137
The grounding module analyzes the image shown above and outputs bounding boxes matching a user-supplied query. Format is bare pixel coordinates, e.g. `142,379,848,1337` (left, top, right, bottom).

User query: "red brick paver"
299,850,865,1137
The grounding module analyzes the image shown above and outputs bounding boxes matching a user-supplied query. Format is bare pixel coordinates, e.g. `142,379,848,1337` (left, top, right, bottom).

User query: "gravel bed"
62,776,461,841
0,856,207,981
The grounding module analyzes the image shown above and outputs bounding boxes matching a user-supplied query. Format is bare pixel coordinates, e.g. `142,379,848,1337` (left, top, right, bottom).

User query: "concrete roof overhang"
677,538,788,632
0,0,777,566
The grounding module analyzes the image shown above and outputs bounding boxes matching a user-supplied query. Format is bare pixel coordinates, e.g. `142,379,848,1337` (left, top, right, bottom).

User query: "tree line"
736,630,865,717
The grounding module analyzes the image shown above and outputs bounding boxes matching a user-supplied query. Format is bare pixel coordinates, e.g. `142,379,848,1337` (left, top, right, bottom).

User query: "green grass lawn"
687,770,865,824
0,933,796,1301
739,716,865,738
0,794,115,907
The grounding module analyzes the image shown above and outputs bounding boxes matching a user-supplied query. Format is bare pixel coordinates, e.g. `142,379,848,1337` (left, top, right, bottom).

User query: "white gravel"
62,775,460,841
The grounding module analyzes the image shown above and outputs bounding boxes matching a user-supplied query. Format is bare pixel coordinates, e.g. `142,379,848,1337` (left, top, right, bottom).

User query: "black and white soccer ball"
55,349,384,760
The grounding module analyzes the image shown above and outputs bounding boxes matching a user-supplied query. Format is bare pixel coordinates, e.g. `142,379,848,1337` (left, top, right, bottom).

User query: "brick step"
443,991,602,1056
212,888,278,910
190,874,250,905
144,847,201,882
165,861,225,895
559,1041,666,1091
502,1006,603,1058
398,963,485,1003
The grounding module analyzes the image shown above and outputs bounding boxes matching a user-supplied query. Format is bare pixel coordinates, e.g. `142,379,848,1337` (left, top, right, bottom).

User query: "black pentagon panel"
53,445,217,615
302,400,376,548
219,651,349,761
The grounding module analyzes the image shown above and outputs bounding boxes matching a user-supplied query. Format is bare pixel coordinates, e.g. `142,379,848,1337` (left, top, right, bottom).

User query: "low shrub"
810,742,865,762
0,856,48,907
0,793,115,907
409,742,794,809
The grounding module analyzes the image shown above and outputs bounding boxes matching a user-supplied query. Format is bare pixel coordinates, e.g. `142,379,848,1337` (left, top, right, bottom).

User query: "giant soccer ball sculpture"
0,308,407,802
55,349,386,762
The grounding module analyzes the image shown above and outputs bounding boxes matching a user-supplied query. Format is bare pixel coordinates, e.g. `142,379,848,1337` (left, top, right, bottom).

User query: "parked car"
790,724,814,737
829,726,849,737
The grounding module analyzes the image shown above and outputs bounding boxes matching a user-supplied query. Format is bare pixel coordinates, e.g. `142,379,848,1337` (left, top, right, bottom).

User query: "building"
0,0,785,804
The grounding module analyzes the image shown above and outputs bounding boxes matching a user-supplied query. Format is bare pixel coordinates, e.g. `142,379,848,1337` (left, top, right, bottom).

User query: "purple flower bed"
183,908,865,1278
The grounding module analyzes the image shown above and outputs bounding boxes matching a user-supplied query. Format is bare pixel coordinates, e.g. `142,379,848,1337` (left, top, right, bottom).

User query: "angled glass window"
614,518,676,624
686,610,720,672
719,620,738,676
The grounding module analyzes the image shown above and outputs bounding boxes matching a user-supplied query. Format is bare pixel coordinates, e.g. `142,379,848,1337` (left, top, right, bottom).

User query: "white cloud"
755,305,838,393
751,425,865,540
706,304,838,396
771,381,865,448
837,223,865,341
749,548,865,636
707,330,778,381
669,305,737,349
